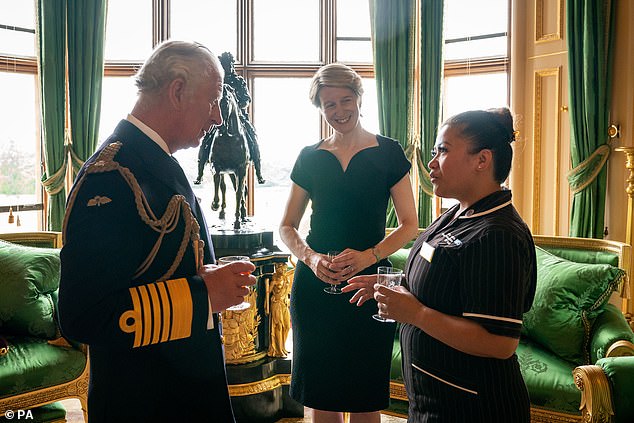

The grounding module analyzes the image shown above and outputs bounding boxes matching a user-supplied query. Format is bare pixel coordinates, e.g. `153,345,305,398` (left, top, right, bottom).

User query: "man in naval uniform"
59,40,255,423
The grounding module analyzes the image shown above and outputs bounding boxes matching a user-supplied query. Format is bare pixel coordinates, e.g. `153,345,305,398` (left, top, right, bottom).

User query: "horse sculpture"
208,85,250,230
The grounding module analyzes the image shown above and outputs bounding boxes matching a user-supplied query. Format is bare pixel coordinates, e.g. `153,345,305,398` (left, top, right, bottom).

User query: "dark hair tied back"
443,107,516,183
486,107,516,145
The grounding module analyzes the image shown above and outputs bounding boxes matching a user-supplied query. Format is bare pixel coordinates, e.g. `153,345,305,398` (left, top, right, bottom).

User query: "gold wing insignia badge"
87,195,112,207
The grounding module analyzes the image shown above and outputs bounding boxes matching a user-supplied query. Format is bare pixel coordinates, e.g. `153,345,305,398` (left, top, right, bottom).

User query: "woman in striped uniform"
345,108,536,422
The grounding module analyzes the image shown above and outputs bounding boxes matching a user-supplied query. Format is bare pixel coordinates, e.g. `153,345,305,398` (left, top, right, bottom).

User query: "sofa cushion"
388,248,410,271
540,247,619,268
517,338,581,415
522,247,625,364
0,240,60,339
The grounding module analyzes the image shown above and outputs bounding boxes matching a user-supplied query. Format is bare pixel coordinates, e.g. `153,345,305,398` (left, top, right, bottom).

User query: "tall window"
0,1,39,232
99,0,378,238
0,0,509,232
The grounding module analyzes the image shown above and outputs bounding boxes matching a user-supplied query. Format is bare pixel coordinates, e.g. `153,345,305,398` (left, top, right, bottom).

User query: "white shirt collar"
126,114,171,155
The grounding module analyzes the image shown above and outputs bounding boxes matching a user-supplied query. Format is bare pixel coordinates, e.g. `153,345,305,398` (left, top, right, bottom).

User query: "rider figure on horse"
195,52,265,185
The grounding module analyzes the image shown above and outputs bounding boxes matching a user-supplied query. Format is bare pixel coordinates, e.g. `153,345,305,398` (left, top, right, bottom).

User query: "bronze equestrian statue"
206,84,249,229
195,52,265,186
194,52,265,229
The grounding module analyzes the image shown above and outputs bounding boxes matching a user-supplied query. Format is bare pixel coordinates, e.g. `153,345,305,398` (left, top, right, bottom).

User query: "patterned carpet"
60,399,407,422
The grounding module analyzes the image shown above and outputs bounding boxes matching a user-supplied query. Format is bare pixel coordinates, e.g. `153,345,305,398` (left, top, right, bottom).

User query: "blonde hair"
308,63,364,108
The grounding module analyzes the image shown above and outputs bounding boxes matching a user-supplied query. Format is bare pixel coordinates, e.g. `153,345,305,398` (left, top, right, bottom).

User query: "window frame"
0,0,511,226
0,44,44,227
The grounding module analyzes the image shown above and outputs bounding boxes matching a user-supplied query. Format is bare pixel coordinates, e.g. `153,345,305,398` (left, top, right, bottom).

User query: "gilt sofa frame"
0,231,89,422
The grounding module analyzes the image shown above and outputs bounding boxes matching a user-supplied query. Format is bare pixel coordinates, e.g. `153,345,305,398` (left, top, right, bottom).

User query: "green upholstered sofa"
0,232,88,422
386,235,634,423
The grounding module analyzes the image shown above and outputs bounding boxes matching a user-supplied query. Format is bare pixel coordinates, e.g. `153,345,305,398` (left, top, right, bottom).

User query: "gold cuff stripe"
167,278,193,341
147,283,162,345
157,282,171,343
137,285,152,347
119,278,193,348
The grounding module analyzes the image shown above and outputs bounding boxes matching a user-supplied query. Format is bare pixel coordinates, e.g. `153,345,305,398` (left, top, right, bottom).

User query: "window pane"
252,78,318,237
337,0,371,38
173,139,205,187
445,0,508,39
0,72,39,231
105,0,153,61
336,0,372,63
179,79,319,234
444,37,507,61
171,0,237,58
442,72,508,120
0,0,36,56
337,40,373,63
0,208,39,232
439,73,508,214
444,0,508,60
253,0,319,62
360,77,380,136
99,76,139,143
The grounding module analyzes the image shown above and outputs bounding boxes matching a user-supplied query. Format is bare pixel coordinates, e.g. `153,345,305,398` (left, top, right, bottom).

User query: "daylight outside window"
437,0,509,214
0,1,39,232
1,0,510,232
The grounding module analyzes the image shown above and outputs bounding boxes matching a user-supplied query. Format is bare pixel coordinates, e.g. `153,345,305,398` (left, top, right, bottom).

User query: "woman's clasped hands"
309,248,375,286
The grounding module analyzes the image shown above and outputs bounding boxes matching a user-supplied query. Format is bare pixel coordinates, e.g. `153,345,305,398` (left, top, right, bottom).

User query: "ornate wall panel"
532,67,562,234
535,0,564,42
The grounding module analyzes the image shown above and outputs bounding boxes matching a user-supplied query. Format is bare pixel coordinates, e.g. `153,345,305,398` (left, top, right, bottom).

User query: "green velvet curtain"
417,0,444,228
566,0,616,238
370,0,443,228
36,0,106,230
67,0,107,179
36,0,67,231
370,0,414,228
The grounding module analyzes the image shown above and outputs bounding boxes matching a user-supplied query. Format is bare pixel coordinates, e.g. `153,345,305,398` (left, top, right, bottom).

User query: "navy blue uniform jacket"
59,120,234,422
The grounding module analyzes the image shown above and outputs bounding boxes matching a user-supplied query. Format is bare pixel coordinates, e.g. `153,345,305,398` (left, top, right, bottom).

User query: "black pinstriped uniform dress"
400,190,536,423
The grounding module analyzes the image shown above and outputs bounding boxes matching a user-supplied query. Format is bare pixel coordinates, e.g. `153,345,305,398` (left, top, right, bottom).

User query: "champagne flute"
218,255,252,311
323,250,343,294
372,266,403,322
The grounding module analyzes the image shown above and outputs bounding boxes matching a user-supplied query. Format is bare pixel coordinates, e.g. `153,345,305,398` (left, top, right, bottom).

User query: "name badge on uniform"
420,241,435,263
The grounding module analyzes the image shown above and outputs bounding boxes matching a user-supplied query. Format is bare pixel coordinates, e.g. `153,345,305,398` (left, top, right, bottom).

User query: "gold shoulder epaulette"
86,141,122,173
62,140,202,282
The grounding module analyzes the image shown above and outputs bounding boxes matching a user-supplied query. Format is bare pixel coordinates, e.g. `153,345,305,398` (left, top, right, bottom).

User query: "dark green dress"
289,135,410,412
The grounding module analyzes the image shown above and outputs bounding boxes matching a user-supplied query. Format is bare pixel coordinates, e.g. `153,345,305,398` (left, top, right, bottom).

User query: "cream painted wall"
510,0,633,245
606,1,634,247
510,0,570,237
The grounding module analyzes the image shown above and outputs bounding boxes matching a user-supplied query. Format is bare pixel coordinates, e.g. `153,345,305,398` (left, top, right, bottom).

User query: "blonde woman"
280,63,418,423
